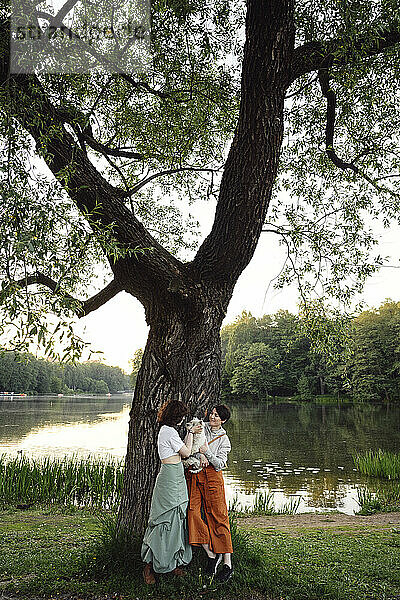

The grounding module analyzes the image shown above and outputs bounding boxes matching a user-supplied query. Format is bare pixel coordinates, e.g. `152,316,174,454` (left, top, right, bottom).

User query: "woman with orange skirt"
185,404,233,583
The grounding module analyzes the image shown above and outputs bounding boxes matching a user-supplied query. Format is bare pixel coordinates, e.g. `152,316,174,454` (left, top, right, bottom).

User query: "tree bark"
192,0,295,282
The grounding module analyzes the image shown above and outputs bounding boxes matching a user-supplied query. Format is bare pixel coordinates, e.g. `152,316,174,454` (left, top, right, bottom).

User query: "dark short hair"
157,400,188,426
212,404,231,423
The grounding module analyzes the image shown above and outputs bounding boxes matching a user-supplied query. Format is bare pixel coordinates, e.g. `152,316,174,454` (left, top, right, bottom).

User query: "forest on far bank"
2,299,400,401
220,300,400,403
0,354,130,395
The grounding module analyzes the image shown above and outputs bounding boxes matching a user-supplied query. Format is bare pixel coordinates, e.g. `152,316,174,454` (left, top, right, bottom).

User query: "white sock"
202,543,216,559
223,553,232,568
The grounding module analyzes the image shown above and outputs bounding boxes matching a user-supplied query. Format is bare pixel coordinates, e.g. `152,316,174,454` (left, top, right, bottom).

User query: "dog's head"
186,417,204,431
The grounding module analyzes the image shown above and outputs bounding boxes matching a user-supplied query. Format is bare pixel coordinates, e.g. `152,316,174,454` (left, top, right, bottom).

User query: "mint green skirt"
141,462,192,573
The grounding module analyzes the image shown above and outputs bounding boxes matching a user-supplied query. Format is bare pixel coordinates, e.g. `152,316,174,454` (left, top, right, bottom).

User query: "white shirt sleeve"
158,425,185,459
169,428,185,453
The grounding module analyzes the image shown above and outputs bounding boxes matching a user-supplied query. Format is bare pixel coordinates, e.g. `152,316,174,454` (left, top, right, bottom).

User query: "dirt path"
237,511,400,534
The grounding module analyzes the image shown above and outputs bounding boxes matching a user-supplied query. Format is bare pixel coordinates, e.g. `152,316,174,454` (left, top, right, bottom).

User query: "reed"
353,449,400,480
252,490,276,515
356,483,400,514
276,496,302,515
0,453,124,508
229,491,301,516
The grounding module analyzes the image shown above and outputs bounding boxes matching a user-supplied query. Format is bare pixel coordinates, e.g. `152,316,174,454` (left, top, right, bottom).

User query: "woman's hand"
199,454,209,467
199,442,208,453
191,424,203,434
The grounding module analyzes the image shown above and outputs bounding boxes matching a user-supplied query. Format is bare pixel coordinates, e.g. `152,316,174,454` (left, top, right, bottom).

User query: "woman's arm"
178,431,194,458
200,436,231,471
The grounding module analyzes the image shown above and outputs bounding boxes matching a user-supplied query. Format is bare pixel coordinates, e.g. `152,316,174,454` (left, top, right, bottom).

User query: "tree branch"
118,73,188,103
285,73,318,99
318,67,400,201
123,166,220,197
75,131,146,160
2,274,123,317
80,279,124,316
48,0,79,27
56,106,147,160
28,4,188,104
0,17,188,306
290,27,400,84
190,0,295,286
317,68,359,174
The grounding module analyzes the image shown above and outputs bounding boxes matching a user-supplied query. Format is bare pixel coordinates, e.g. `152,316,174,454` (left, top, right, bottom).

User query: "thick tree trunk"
117,284,228,536
117,0,296,538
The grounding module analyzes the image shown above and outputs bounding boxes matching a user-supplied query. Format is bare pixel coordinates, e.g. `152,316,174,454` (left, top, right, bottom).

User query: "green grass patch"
356,484,400,515
1,506,400,599
0,453,124,508
247,526,400,600
229,490,301,516
314,394,352,404
353,449,400,480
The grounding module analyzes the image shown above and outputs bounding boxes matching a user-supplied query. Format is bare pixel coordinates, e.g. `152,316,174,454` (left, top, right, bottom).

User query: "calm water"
1,396,399,515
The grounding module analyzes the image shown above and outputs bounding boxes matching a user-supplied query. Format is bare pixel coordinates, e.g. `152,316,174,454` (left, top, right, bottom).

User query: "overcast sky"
74,199,400,373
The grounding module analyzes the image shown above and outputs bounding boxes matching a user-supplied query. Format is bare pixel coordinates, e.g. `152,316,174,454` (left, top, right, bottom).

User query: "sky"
74,199,400,374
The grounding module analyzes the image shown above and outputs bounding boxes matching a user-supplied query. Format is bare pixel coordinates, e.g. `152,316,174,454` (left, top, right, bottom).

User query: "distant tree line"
220,301,400,402
0,352,131,395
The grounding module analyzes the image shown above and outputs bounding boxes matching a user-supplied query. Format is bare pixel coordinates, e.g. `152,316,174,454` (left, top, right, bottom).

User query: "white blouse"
157,425,185,460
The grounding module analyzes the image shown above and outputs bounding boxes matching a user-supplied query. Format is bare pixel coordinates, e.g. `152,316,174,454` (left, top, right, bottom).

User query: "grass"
0,453,124,508
248,526,400,599
0,455,302,517
1,505,400,600
229,490,302,516
353,448,400,480
314,394,352,404
0,452,398,599
356,484,400,515
352,449,400,514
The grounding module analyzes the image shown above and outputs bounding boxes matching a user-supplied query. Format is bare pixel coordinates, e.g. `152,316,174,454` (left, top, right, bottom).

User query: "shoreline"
237,510,400,533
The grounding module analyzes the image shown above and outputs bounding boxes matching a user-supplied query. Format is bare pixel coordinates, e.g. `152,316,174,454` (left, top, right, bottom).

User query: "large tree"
1,0,400,535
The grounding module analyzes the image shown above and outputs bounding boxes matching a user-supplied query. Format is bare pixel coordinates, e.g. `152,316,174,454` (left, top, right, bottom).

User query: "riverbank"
238,510,400,533
1,506,400,600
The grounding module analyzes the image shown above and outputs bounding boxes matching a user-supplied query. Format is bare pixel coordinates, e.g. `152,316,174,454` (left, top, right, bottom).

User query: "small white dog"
182,417,206,473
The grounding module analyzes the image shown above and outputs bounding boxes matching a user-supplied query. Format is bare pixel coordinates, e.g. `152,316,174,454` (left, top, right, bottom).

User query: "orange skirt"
185,466,233,554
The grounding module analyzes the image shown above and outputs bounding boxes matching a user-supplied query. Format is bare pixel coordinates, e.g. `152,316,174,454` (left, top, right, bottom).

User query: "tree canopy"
3,0,400,535
1,0,400,359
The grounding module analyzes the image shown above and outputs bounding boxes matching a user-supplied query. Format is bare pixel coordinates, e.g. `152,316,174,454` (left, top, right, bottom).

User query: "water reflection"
0,396,131,457
221,401,400,514
17,410,130,456
1,397,399,515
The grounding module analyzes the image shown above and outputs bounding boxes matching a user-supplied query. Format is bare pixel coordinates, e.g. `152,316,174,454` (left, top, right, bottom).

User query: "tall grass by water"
229,490,302,515
0,454,124,507
356,483,400,514
1,454,303,514
353,449,400,480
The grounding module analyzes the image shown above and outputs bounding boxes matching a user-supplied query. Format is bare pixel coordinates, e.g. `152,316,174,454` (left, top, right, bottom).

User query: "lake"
1,396,399,515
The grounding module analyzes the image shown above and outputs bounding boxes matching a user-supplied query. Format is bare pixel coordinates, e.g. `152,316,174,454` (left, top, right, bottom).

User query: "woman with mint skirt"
141,399,202,584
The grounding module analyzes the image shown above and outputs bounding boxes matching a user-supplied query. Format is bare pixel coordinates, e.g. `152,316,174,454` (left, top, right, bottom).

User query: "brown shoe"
171,566,186,577
143,562,155,585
